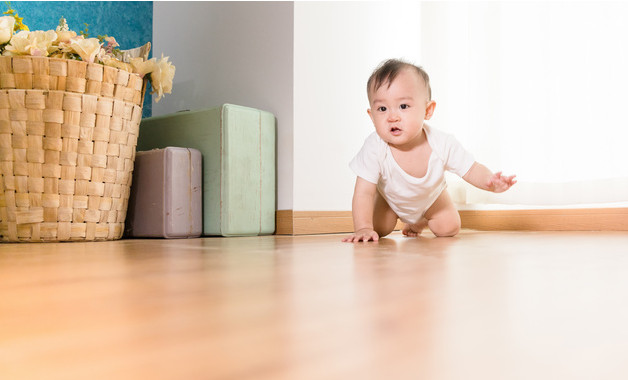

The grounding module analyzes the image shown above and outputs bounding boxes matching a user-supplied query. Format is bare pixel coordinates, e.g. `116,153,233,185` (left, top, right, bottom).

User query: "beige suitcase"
125,147,202,238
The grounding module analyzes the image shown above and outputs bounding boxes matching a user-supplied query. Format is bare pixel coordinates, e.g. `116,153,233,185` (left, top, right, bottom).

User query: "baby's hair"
367,59,432,102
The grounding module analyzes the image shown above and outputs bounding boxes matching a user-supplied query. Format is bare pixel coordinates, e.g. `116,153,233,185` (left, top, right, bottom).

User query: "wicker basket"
0,56,146,242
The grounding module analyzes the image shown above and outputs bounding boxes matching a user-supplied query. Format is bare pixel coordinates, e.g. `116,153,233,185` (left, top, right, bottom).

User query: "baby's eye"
377,106,387,112
400,104,410,110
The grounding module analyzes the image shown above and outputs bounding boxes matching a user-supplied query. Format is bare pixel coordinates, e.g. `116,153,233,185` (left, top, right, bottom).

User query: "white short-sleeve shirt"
349,124,475,224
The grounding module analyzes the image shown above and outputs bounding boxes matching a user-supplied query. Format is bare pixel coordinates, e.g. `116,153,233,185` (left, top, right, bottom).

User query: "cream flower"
130,57,155,77
96,48,108,63
55,30,77,44
3,31,28,55
70,37,101,63
29,30,57,56
0,16,15,44
68,35,84,44
149,54,176,103
4,30,57,56
55,34,82,55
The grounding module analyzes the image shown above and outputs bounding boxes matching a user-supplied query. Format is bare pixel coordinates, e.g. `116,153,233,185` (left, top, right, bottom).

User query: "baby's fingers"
497,179,517,192
342,232,378,243
487,172,503,186
367,232,379,242
357,232,378,242
503,175,517,188
342,234,358,242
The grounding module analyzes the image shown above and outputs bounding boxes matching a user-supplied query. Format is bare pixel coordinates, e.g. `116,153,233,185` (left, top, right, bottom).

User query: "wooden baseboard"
276,210,351,235
275,208,628,235
276,210,294,235
460,208,628,231
276,211,403,235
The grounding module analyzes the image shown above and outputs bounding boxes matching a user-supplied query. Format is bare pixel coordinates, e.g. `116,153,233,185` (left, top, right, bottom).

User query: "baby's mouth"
390,126,402,135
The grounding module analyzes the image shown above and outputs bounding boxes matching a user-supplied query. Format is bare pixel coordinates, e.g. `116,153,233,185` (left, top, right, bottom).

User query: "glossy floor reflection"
2,230,628,379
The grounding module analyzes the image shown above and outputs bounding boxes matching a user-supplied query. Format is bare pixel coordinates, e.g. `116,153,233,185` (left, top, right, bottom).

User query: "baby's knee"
374,226,395,238
433,225,460,237
430,218,461,237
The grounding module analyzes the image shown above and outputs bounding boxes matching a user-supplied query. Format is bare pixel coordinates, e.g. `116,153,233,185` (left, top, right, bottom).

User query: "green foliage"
78,22,89,38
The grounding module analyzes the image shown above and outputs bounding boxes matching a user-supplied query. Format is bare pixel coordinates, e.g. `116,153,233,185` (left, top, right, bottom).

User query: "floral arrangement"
0,6,175,102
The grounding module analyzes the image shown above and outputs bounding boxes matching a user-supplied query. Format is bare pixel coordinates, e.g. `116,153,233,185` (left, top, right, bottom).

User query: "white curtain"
421,2,628,208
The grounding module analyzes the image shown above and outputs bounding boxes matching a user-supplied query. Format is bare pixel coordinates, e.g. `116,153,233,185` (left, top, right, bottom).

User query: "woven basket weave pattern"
0,56,145,242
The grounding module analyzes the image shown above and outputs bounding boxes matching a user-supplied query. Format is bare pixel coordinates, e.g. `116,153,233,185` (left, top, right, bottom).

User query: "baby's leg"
423,190,461,237
373,192,399,238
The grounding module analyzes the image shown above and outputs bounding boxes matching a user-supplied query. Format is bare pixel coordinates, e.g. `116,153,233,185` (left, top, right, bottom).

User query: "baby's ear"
425,101,437,120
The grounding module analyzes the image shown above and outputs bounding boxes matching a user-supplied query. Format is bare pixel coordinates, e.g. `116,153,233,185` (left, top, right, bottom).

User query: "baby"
343,59,516,242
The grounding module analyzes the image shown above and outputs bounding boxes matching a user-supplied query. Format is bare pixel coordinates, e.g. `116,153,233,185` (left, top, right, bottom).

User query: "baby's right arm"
342,177,380,242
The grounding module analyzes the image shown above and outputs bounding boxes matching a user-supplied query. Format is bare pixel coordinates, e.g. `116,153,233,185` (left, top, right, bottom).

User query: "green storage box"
137,104,276,236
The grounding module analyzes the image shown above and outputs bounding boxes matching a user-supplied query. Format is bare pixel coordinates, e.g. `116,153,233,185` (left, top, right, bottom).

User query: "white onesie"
349,124,475,224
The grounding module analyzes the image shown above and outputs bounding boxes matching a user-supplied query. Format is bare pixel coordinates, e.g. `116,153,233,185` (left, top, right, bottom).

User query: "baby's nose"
387,112,400,122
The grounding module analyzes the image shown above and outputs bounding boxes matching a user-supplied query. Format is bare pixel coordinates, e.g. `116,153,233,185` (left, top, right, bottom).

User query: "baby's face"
368,68,435,149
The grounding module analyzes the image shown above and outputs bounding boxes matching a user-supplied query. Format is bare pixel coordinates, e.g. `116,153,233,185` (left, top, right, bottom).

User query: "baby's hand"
342,228,380,243
487,172,517,193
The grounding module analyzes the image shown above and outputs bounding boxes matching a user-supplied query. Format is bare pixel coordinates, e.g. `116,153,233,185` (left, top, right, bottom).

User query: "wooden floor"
2,230,628,380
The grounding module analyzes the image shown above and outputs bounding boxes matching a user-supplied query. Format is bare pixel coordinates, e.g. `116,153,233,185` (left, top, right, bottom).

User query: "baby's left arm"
462,162,516,193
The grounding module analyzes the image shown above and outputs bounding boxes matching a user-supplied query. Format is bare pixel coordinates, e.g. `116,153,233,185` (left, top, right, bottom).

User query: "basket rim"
0,55,147,107
0,55,142,76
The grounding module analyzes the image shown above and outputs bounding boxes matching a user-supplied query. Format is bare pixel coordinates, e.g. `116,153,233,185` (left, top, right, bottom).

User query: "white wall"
293,2,422,211
153,1,422,212
152,1,294,210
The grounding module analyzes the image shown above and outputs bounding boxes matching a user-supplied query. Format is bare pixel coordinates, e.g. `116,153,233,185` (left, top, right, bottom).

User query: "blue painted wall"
7,1,153,117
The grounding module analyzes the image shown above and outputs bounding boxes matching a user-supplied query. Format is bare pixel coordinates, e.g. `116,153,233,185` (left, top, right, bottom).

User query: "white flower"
56,17,69,32
0,16,15,44
70,37,101,63
149,54,175,103
4,30,57,56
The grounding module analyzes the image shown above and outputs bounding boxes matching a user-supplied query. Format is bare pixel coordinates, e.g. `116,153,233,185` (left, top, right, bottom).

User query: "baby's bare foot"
402,220,427,237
